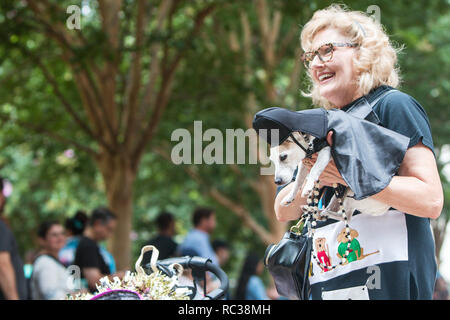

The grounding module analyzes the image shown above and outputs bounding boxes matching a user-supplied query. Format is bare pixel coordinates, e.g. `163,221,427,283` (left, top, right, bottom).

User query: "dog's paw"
301,179,314,198
281,194,295,206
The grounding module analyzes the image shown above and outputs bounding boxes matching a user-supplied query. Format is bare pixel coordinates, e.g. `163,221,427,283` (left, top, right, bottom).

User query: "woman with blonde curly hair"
275,4,443,300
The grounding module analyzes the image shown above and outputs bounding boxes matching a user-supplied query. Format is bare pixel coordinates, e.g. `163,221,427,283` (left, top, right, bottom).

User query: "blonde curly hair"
300,4,403,109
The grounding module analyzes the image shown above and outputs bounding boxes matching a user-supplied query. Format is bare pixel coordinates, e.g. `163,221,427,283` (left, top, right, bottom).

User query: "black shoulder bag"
264,182,351,300
264,220,312,300
263,182,324,300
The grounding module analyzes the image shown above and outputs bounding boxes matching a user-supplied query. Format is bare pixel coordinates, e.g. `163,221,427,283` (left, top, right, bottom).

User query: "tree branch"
132,3,217,168
229,164,262,194
240,12,252,79
123,0,148,148
98,0,123,139
138,0,175,117
0,113,99,158
34,60,98,141
72,72,111,146
276,23,299,64
153,146,273,245
25,0,117,152
281,48,303,104
98,0,123,49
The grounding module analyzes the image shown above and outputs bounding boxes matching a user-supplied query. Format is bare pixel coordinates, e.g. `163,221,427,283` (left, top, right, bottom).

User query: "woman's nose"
310,54,324,70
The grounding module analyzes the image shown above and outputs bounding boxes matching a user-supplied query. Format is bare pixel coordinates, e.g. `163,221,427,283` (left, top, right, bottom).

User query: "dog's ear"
291,131,303,141
350,229,359,238
284,136,294,143
269,146,279,160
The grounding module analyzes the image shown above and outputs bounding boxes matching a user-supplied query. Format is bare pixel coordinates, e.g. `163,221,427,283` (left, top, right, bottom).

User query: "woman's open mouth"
318,72,335,84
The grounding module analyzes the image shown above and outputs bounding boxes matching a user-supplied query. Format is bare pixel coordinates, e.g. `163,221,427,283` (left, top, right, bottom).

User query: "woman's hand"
301,130,443,219
302,131,348,187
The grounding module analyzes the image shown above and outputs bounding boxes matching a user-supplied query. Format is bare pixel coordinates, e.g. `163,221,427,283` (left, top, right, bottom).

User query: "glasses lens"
302,52,314,69
302,44,334,69
318,44,333,61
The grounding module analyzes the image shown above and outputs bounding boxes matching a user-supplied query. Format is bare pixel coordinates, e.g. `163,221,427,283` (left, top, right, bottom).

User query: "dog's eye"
280,154,287,161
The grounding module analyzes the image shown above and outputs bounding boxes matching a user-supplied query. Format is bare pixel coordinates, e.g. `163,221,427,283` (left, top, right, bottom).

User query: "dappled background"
0,0,449,291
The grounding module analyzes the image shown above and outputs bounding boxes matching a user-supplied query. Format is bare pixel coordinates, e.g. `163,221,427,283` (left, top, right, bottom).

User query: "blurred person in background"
74,207,123,292
59,210,88,267
234,252,268,300
212,239,230,267
30,220,70,300
433,273,449,300
179,207,219,295
23,249,39,300
179,207,218,265
212,239,231,299
142,211,178,266
0,177,27,300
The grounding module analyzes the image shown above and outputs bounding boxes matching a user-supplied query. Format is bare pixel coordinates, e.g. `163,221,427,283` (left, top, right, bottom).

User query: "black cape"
252,107,410,200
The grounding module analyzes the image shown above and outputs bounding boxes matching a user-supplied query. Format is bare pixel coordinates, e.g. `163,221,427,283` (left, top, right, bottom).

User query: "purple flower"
64,149,75,159
2,180,12,198
129,231,138,241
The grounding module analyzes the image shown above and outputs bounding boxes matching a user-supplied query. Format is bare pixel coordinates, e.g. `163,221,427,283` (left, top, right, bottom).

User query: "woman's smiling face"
309,28,361,108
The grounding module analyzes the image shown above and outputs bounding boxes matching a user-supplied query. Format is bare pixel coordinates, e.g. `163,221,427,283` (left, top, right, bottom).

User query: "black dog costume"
252,106,410,200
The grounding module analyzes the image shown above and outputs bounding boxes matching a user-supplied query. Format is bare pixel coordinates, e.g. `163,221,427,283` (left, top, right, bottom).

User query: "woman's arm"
0,252,19,300
370,142,443,219
304,140,443,219
274,182,308,222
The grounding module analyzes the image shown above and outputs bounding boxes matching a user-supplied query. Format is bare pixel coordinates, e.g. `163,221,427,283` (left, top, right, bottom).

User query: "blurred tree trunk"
227,0,302,243
97,154,136,268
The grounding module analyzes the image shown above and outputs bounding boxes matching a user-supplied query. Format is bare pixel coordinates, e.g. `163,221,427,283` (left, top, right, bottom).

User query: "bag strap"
135,245,159,276
346,89,398,122
293,90,398,235
134,245,184,278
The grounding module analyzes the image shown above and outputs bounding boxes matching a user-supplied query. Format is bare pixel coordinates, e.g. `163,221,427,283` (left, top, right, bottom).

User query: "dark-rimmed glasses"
301,42,359,69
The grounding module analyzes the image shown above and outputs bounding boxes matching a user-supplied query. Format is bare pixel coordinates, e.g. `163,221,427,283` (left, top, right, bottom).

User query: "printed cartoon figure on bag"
336,228,379,264
314,237,332,272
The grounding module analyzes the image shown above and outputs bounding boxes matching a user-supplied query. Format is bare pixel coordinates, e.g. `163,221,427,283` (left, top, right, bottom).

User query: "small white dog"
271,132,390,221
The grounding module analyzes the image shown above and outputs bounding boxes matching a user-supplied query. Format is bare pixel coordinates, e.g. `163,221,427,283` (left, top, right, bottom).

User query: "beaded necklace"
307,181,352,271
291,133,353,271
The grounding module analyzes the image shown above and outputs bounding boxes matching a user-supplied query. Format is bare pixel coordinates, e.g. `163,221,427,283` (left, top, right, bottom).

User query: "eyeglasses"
301,42,359,69
47,232,66,238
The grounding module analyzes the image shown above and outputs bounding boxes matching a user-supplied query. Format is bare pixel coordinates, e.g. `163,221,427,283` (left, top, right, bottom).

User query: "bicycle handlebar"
146,256,229,300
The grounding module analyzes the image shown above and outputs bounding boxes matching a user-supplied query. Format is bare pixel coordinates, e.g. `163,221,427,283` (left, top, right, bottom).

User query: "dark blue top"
179,229,219,265
246,275,269,300
277,86,437,300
